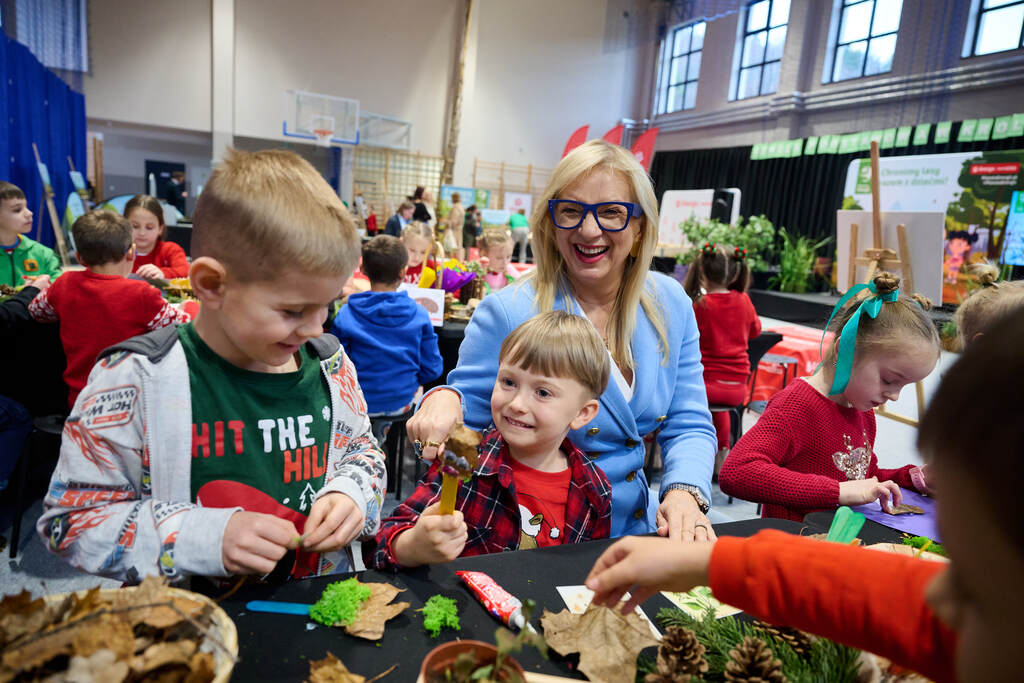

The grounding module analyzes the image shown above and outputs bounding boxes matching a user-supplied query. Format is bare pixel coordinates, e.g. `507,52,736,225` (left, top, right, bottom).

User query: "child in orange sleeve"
683,242,761,470
718,272,938,521
125,194,189,279
587,312,1024,683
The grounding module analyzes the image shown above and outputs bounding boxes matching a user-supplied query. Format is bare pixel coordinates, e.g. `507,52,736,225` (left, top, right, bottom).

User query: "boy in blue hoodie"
332,235,443,443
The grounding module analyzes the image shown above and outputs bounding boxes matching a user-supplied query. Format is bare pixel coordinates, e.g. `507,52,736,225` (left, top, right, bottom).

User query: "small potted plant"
769,228,832,294
420,599,546,683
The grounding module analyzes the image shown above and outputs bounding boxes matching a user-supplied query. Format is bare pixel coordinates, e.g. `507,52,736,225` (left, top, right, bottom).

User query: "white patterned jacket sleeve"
316,346,387,539
35,351,237,583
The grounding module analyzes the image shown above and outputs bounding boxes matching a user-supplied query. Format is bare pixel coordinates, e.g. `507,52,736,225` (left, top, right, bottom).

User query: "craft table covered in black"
215,518,818,681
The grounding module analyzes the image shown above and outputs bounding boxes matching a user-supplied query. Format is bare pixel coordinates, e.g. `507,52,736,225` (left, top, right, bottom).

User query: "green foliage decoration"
677,215,777,271
769,228,832,293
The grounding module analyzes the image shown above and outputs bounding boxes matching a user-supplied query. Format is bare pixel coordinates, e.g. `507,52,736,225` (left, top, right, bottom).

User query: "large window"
657,21,706,115
964,0,1024,57
825,0,903,83
735,0,790,99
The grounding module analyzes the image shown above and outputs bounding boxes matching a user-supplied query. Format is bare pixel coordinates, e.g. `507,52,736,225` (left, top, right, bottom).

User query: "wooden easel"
32,143,71,267
846,141,925,426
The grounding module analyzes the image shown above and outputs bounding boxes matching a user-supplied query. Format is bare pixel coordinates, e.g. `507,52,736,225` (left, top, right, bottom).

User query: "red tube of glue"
456,570,535,632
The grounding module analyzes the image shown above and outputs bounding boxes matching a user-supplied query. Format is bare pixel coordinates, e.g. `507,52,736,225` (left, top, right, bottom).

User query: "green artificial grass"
422,595,461,637
309,577,372,626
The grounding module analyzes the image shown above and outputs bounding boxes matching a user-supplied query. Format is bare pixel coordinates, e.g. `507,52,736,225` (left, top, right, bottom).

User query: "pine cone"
654,626,709,678
644,671,695,683
752,619,813,658
724,636,788,683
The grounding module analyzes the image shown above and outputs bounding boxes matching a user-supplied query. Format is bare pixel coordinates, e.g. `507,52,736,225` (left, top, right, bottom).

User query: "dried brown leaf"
2,624,76,671
141,596,207,630
887,504,924,516
0,591,53,647
67,586,107,621
183,651,216,683
343,583,410,641
542,603,659,683
131,640,198,676
71,613,135,659
307,652,367,683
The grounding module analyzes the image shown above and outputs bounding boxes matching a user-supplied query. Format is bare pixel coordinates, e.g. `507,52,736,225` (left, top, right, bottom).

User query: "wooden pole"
472,157,478,188
526,164,533,193
92,136,105,203
896,223,914,293
441,0,473,185
869,140,882,249
499,161,505,206
32,143,71,267
847,223,859,290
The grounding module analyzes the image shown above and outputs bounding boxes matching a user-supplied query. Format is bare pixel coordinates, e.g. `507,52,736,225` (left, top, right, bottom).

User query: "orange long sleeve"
709,530,957,683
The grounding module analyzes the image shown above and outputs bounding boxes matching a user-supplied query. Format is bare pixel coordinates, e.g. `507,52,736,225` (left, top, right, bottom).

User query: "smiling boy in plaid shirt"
371,311,611,569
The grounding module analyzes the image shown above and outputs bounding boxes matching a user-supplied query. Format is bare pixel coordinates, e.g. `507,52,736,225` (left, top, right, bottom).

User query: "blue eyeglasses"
547,200,643,233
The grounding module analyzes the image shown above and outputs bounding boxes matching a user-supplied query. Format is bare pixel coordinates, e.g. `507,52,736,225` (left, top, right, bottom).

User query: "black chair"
369,406,416,499
9,415,65,559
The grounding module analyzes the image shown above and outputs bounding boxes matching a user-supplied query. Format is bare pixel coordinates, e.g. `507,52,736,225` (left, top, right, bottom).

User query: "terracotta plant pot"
419,640,526,682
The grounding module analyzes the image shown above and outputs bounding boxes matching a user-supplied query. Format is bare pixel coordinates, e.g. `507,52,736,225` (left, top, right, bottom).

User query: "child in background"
955,262,1024,348
683,242,761,472
29,210,189,408
125,194,189,279
719,273,938,521
402,221,437,288
479,229,515,294
331,235,443,444
508,208,530,263
462,204,481,252
587,313,1024,683
37,150,385,583
371,311,611,569
0,181,61,286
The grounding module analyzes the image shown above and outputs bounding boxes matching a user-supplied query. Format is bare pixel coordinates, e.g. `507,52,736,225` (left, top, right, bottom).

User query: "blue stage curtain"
0,33,87,250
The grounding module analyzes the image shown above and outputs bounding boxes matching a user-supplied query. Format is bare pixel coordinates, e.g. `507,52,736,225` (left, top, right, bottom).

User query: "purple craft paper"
852,487,940,542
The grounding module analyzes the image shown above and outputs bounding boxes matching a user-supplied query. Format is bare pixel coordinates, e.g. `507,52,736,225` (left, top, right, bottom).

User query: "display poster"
480,208,511,229
1002,191,1024,266
503,191,532,218
657,189,742,245
438,185,476,219
843,149,1024,303
398,285,444,327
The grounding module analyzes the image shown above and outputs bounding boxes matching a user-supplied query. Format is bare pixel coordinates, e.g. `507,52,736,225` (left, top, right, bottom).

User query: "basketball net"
313,129,334,148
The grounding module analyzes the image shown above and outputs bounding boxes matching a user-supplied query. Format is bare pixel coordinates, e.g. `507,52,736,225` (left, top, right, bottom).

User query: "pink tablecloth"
750,325,834,402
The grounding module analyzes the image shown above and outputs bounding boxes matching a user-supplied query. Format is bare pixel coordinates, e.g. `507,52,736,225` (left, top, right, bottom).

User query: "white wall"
453,0,648,186
84,0,211,132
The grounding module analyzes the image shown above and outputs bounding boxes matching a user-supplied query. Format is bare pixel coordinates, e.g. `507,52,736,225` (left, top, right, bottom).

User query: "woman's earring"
630,237,641,259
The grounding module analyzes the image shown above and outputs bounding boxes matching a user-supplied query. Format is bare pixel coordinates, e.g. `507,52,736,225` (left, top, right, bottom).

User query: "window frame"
822,0,903,84
656,19,706,115
730,0,791,101
961,0,1024,58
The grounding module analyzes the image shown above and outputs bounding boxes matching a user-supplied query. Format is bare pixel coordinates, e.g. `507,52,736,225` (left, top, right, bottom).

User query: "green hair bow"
821,281,898,395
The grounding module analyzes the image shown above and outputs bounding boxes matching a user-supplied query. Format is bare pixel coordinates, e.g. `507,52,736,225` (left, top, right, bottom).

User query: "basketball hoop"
314,129,334,148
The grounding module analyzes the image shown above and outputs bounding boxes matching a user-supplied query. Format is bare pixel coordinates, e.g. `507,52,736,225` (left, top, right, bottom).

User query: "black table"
803,511,907,545
216,518,813,681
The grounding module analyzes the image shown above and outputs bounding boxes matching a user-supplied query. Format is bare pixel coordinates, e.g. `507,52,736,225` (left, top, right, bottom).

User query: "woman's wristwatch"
661,483,710,514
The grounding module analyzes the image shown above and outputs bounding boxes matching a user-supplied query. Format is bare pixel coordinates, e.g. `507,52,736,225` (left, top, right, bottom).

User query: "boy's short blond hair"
191,149,359,281
955,263,1024,347
499,311,610,398
72,210,132,266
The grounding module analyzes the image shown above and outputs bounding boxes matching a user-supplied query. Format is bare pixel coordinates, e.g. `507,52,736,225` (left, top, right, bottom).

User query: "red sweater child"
132,240,189,279
29,271,189,407
719,379,923,521
693,291,761,450
710,531,956,683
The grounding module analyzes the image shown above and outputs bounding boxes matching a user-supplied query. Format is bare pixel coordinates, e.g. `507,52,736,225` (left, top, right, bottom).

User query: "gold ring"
694,523,709,530
425,440,442,449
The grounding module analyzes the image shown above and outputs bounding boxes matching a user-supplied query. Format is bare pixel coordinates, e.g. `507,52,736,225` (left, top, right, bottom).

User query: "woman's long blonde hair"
527,139,668,369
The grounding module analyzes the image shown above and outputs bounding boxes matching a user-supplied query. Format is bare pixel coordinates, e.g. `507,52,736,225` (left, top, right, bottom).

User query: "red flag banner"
601,124,625,146
630,127,659,172
562,125,590,158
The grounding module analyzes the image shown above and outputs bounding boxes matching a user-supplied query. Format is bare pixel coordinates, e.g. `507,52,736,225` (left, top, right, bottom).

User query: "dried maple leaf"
343,582,410,641
0,591,53,647
184,651,216,683
308,652,367,683
542,603,659,683
67,586,107,621
71,613,135,659
130,639,198,676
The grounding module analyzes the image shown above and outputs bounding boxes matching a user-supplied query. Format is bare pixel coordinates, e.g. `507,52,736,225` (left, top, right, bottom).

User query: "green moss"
309,577,372,626
422,595,460,637
901,535,948,557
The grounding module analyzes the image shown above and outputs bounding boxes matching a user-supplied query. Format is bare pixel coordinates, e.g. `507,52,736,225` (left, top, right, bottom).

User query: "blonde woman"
409,140,717,541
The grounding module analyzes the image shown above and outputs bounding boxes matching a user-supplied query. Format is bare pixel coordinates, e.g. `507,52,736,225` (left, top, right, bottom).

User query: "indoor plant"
677,214,777,272
769,228,832,294
420,599,546,683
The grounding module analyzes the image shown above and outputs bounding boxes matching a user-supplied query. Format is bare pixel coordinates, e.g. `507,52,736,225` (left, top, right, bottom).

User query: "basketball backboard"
283,90,360,146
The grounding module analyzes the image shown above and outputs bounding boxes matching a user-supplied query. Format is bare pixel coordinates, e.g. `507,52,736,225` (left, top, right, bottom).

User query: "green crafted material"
822,281,898,395
422,595,461,637
309,577,372,626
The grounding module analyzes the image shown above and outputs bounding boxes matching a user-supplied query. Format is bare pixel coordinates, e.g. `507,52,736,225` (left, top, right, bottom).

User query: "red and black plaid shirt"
370,426,611,570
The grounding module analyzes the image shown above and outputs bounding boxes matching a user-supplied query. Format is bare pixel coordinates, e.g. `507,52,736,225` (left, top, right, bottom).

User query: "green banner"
913,123,931,146
957,119,977,142
824,135,841,154
804,136,819,155
854,158,872,194
993,115,1013,140
791,139,804,157
881,128,897,149
974,118,993,141
1011,113,1024,138
895,126,912,147
935,121,952,144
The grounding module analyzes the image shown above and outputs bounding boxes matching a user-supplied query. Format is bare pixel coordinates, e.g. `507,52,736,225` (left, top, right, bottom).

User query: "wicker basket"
41,586,238,683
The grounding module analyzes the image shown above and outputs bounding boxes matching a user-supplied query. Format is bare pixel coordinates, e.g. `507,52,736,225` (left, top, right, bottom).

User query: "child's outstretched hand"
392,502,468,567
585,536,714,615
302,492,364,553
838,477,903,513
22,274,51,292
222,510,300,575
